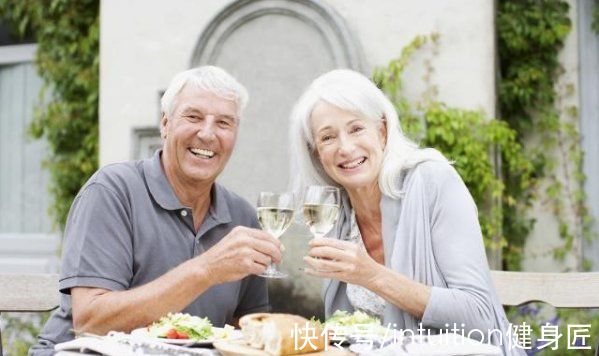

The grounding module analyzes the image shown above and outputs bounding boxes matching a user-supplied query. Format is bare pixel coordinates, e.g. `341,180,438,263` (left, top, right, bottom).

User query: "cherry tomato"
165,329,179,339
176,331,189,339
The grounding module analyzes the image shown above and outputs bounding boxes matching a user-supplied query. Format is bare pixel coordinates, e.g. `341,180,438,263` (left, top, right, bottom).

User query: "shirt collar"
143,149,232,224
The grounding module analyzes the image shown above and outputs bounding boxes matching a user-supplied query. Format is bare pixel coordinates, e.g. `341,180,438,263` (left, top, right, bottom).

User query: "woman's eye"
321,135,333,142
351,126,364,133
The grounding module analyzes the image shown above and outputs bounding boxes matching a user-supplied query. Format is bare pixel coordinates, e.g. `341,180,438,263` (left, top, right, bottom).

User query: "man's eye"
321,135,333,142
351,126,364,133
187,115,201,122
218,120,231,127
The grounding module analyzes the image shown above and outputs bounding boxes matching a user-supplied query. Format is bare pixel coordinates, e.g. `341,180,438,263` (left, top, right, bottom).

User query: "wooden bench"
0,273,59,355
491,271,599,355
490,270,599,308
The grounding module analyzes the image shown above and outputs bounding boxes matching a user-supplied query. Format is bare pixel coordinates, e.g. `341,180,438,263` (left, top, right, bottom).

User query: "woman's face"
310,101,386,192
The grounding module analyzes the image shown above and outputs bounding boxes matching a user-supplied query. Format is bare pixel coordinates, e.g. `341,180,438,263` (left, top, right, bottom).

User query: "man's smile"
189,147,216,159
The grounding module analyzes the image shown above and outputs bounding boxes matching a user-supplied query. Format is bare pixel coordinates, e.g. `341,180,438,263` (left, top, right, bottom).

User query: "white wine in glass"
303,186,340,239
302,203,340,238
256,192,295,279
257,207,294,239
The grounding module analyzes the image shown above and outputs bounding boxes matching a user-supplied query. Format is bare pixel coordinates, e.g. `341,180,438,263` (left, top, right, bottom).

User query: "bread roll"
240,313,326,355
239,313,272,349
262,314,326,355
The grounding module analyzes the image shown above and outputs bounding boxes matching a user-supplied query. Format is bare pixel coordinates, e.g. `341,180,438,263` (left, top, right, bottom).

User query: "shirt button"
180,210,188,217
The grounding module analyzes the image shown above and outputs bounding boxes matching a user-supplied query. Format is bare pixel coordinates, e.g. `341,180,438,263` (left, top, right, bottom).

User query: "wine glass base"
259,270,287,279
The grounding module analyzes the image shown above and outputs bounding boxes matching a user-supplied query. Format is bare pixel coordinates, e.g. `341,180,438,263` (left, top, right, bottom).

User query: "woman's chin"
335,176,376,192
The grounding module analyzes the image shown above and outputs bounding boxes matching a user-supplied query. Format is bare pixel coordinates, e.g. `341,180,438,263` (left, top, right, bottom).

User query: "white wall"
99,0,496,165
328,0,496,115
522,0,584,272
99,0,227,164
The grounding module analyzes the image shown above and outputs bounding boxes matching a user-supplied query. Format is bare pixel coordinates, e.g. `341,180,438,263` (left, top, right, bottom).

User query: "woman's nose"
337,135,355,155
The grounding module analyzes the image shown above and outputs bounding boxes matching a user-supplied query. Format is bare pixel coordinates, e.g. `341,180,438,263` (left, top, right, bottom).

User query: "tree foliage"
498,0,594,270
0,0,99,229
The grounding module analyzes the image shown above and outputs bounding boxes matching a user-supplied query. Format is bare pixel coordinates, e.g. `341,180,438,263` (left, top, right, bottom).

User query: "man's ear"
160,114,168,139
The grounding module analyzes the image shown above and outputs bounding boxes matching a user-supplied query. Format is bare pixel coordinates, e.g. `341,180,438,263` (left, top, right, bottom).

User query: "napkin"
353,333,502,355
54,337,136,356
54,334,216,355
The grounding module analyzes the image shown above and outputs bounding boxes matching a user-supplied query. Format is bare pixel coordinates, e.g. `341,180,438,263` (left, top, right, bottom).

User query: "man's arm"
72,257,211,334
72,226,282,334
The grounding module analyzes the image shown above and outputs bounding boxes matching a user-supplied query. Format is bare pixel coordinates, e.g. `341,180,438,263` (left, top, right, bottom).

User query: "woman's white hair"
160,66,249,118
289,69,447,199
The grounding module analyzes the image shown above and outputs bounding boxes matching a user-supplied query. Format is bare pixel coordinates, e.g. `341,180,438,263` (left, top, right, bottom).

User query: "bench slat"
490,271,599,308
0,273,59,312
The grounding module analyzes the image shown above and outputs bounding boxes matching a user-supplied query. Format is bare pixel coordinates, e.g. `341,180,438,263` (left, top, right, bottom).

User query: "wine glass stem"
265,263,277,274
263,233,283,277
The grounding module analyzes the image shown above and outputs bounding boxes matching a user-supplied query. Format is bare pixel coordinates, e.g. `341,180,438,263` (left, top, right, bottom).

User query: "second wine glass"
302,185,341,239
256,191,295,279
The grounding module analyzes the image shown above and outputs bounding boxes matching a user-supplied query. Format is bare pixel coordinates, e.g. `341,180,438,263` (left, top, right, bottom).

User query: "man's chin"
177,161,212,178
184,171,218,183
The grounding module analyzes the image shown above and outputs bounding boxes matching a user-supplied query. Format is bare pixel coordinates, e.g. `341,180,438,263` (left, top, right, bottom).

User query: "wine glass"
256,192,295,279
302,185,341,239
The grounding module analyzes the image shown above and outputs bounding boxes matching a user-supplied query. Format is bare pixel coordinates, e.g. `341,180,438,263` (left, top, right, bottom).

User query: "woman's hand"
303,237,384,288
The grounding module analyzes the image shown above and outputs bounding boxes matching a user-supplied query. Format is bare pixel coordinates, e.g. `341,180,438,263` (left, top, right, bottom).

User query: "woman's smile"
338,156,367,170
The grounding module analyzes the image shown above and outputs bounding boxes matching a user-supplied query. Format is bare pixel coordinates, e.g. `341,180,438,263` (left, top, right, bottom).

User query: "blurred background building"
0,0,597,317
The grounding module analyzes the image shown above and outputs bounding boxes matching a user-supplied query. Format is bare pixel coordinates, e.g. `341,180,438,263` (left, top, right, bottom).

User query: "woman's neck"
346,183,382,220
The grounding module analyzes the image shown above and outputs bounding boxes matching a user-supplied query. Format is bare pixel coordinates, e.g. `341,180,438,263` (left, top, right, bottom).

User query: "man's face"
161,85,239,185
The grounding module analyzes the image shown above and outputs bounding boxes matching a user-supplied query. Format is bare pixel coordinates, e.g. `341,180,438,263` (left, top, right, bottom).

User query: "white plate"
130,327,243,346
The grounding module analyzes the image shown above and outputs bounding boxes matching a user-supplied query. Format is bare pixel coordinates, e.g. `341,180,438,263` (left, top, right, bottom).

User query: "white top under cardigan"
345,209,386,319
323,160,524,356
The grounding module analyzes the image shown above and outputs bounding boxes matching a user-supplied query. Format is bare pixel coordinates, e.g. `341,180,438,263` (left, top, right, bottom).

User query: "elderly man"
30,66,281,354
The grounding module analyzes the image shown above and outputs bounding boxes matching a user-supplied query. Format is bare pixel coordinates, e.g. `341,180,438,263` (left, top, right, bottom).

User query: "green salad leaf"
325,310,381,327
148,313,214,341
324,311,390,339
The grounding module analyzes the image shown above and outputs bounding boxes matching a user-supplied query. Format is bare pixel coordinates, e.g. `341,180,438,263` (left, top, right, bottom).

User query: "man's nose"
196,117,217,141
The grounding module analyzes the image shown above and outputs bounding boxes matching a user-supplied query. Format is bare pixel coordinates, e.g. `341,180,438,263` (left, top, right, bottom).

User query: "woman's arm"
304,238,431,319
418,165,496,332
305,164,497,332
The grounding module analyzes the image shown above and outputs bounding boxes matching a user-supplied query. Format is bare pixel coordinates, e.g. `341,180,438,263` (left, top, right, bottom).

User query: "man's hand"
194,226,283,284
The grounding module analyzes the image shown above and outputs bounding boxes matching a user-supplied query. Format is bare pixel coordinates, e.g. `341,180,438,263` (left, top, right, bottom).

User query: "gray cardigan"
323,160,524,355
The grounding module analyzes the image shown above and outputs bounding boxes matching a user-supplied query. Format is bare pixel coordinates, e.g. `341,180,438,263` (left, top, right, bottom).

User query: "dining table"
53,330,504,356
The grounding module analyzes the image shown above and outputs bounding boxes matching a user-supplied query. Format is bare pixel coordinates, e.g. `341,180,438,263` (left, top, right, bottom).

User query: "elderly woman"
288,69,522,355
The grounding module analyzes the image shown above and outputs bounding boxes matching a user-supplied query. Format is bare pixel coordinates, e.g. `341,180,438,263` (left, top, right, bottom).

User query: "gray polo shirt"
30,150,268,355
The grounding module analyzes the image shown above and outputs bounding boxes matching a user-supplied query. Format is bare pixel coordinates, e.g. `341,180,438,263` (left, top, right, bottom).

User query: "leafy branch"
0,0,100,229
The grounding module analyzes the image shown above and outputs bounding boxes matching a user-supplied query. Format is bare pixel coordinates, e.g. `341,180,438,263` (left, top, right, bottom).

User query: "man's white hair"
288,69,447,199
160,66,249,118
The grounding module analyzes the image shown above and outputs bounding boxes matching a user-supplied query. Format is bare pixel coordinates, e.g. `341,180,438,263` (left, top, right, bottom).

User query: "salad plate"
131,312,242,346
130,326,243,346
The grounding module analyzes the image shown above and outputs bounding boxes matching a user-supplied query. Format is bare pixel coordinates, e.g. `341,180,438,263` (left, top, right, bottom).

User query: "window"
0,40,58,273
